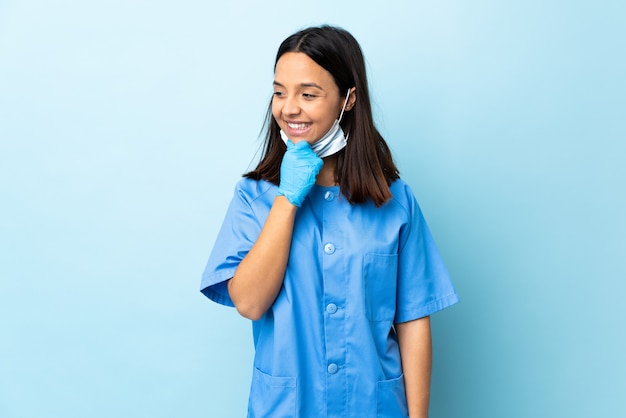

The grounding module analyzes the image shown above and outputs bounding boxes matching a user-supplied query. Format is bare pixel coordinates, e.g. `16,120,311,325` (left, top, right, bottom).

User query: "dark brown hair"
245,25,399,206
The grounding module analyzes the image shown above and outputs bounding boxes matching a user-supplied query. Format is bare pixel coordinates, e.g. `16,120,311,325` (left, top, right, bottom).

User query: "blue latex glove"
277,140,324,207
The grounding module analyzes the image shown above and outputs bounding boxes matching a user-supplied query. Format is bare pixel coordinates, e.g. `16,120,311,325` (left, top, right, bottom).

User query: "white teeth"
287,122,309,130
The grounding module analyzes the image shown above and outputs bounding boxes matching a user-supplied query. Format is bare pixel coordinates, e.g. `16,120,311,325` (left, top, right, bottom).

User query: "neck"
316,156,338,186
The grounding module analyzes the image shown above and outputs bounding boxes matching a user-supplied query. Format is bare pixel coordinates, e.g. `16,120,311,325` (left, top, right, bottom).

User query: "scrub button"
327,363,338,374
324,243,336,254
324,191,335,201
326,303,338,314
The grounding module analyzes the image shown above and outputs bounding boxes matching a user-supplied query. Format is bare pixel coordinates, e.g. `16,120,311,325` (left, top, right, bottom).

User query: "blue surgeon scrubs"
201,177,459,417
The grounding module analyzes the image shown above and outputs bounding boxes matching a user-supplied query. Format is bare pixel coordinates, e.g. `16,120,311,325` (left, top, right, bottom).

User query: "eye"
272,91,285,98
302,93,317,99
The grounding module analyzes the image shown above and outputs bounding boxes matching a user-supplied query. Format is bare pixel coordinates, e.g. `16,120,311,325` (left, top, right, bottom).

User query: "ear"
345,87,357,111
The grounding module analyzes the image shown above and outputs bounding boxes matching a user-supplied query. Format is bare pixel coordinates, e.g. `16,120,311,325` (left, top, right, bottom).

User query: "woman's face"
272,52,344,145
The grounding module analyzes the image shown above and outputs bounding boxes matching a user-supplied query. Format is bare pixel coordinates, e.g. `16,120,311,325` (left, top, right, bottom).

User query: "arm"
396,316,432,418
228,140,322,320
228,195,297,320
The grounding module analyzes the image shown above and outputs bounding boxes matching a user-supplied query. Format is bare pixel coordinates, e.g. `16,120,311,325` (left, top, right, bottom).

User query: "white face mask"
280,90,351,158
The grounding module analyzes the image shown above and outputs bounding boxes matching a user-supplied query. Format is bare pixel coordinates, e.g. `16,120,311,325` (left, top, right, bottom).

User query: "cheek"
271,100,282,121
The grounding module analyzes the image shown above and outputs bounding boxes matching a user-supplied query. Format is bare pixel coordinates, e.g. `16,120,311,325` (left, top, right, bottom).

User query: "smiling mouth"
287,122,311,130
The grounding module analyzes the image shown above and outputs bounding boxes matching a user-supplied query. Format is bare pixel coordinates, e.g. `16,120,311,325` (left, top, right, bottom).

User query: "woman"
201,25,459,418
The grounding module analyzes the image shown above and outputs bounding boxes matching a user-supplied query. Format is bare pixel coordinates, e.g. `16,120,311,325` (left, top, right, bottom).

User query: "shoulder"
220,178,275,226
389,178,414,198
387,178,419,213
233,177,276,206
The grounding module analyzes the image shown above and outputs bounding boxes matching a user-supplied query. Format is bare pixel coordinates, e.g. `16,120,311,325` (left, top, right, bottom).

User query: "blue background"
1,1,624,417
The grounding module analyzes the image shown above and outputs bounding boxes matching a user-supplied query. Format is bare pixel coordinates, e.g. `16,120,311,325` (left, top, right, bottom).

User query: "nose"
282,95,301,117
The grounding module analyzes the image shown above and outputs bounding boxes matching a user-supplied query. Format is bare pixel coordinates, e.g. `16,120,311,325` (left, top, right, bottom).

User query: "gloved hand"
277,140,324,207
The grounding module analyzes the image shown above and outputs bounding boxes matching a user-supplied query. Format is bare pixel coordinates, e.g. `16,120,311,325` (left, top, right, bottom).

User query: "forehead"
274,52,337,90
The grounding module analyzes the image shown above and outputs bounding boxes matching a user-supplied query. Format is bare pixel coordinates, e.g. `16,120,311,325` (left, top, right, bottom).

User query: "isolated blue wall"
1,1,624,417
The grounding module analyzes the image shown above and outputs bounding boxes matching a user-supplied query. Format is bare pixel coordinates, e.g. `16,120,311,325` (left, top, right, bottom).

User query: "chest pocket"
363,253,398,322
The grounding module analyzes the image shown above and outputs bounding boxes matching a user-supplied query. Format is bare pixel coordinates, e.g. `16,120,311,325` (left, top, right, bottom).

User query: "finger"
293,140,313,150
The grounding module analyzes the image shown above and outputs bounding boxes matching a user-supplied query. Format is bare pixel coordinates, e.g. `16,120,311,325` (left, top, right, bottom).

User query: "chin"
290,137,316,145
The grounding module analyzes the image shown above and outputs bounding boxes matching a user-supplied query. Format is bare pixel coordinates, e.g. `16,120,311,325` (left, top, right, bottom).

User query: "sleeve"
394,187,460,324
199,181,264,307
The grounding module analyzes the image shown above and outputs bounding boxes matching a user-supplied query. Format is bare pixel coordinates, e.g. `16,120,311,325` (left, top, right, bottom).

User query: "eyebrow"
273,81,325,90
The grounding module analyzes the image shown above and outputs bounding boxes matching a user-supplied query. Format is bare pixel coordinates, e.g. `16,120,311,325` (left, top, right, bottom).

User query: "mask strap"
338,89,352,122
